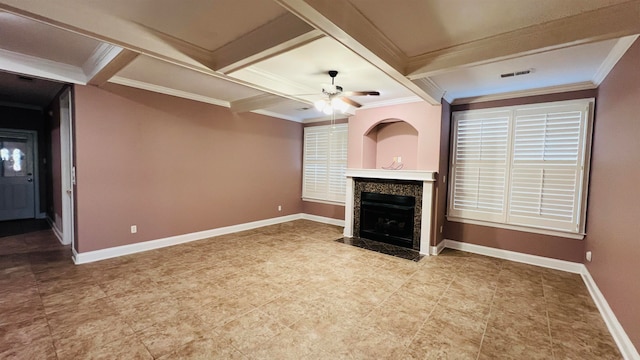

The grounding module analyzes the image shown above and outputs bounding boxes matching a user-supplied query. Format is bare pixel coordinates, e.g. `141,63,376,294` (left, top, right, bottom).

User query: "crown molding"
411,78,445,103
82,43,123,79
592,34,639,85
362,95,423,109
0,48,86,84
449,81,596,105
251,109,302,123
109,76,229,108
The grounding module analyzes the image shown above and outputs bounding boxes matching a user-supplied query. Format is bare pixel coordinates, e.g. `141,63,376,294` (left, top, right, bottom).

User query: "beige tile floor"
0,220,621,359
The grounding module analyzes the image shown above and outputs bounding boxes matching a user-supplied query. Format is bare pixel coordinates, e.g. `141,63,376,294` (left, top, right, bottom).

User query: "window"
448,99,593,238
303,123,348,204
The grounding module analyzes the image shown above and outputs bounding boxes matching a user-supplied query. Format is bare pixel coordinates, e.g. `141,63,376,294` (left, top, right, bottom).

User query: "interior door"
0,130,35,221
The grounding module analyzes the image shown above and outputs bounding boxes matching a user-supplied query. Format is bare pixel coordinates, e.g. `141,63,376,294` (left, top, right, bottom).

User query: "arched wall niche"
347,101,442,170
362,119,419,170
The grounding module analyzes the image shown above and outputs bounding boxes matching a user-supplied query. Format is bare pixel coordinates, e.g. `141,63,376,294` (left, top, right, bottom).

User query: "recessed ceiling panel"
230,37,417,108
115,55,266,103
0,11,101,66
79,0,287,51
349,0,628,56
432,39,618,101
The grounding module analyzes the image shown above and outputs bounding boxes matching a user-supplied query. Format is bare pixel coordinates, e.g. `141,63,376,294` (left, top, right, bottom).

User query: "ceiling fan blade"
343,91,380,96
340,96,362,108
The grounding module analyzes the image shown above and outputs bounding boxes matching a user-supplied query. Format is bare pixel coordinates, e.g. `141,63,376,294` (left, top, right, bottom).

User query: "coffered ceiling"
0,0,638,121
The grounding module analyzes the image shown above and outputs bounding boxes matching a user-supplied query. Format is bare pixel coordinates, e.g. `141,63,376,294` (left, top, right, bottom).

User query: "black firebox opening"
359,192,415,249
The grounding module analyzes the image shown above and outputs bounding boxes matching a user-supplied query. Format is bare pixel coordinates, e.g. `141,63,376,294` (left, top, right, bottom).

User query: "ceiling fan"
314,70,380,114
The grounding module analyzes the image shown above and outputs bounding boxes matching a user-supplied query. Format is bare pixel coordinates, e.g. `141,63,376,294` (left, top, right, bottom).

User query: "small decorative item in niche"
382,160,403,170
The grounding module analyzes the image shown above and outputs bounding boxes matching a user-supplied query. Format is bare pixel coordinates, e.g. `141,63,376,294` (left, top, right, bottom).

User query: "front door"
0,130,35,221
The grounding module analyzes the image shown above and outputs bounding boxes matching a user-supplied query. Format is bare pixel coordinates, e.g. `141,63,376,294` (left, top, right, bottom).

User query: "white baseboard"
442,239,638,359
581,269,640,360
46,216,64,245
300,213,345,227
443,239,584,273
73,214,304,264
429,241,446,255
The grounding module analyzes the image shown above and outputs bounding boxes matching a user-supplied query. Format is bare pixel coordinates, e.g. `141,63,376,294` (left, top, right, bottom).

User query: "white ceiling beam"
0,48,87,84
274,0,442,105
84,44,139,86
407,0,640,79
230,93,304,113
212,13,322,74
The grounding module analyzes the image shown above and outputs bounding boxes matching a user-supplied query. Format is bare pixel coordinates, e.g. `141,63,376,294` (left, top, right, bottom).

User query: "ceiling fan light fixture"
331,97,349,113
314,99,326,112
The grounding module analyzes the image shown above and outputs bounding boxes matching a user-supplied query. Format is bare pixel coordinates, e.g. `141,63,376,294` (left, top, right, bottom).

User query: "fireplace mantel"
344,168,438,255
345,169,436,182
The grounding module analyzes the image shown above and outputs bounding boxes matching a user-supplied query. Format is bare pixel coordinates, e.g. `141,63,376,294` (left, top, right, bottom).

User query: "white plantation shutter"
508,104,587,232
327,126,348,199
448,99,593,237
449,111,510,222
303,124,348,203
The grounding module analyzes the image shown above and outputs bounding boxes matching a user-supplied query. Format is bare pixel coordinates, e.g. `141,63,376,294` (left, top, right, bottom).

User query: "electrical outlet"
440,226,443,234
586,251,592,262
278,205,282,212
397,156,402,163
131,225,137,234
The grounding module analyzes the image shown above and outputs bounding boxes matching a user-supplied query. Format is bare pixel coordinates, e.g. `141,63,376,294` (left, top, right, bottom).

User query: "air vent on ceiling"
18,75,35,82
500,68,533,78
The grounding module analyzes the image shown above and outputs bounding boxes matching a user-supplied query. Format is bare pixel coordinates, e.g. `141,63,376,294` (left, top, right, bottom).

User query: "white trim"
108,76,230,108
429,241,446,255
592,35,639,86
346,169,437,182
82,43,124,80
446,216,585,240
73,214,302,264
449,81,596,105
302,197,345,206
410,77,445,103
362,96,424,109
442,239,583,273
251,109,302,123
300,213,345,227
0,48,87,84
582,269,640,360
46,216,64,245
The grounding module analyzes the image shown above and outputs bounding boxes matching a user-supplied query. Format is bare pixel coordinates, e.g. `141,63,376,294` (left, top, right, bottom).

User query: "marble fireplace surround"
344,169,437,255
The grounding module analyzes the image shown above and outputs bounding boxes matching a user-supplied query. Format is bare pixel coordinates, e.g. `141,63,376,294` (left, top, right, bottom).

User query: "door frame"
59,88,75,247
0,128,39,220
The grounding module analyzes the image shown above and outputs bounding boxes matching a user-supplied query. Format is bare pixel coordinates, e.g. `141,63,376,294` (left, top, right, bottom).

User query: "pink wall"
348,102,441,170
302,201,345,220
73,84,303,252
443,89,597,262
374,121,418,170
586,39,640,352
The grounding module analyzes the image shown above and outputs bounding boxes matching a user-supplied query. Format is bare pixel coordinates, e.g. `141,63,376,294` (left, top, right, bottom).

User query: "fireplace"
344,169,437,255
360,192,416,248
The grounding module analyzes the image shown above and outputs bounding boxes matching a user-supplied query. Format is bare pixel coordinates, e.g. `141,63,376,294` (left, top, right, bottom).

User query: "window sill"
302,197,345,206
446,216,585,240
